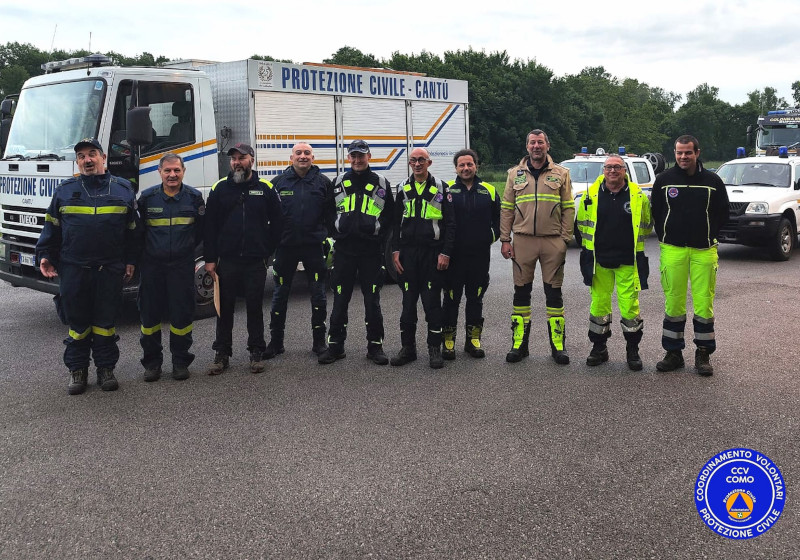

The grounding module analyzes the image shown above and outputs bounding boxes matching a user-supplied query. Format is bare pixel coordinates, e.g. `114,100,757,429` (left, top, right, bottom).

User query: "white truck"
748,108,800,157
715,152,800,260
559,148,663,244
0,55,470,309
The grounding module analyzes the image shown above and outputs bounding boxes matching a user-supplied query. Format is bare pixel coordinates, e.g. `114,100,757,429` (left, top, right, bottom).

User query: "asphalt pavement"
1,236,797,559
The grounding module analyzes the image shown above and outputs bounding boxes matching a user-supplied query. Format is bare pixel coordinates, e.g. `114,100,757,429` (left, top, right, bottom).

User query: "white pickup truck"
715,154,800,260
560,149,662,244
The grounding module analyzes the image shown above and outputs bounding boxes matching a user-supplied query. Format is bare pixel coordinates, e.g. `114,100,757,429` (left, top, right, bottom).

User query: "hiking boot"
626,346,643,371
464,324,486,358
695,348,714,377
96,367,119,392
586,344,609,366
366,343,389,366
172,365,191,381
68,367,88,395
318,343,346,365
442,326,456,360
264,331,285,359
429,345,444,369
312,328,328,356
506,315,530,363
143,365,162,382
656,350,684,372
207,353,229,375
390,346,417,366
249,351,265,373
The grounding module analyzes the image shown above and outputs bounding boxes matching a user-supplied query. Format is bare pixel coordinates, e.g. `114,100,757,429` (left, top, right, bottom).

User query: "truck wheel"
194,258,216,318
643,153,666,174
770,217,795,261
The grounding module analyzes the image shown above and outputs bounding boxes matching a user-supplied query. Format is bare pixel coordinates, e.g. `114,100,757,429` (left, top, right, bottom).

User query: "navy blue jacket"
203,172,282,263
36,172,140,268
448,175,500,255
138,183,205,263
270,165,335,247
651,162,729,248
331,167,394,256
392,174,456,255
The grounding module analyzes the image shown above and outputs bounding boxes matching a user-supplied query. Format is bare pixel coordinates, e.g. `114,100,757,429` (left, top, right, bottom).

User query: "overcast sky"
5,0,798,107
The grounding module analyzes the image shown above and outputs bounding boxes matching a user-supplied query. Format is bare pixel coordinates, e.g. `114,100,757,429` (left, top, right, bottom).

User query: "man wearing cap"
390,147,456,369
266,142,336,359
203,142,282,374
318,140,394,365
137,153,205,382
36,138,140,395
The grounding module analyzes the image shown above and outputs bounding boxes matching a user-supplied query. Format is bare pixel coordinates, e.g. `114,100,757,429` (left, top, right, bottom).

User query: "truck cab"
715,152,800,260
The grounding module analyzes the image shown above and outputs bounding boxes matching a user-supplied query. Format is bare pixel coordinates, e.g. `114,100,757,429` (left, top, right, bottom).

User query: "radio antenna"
46,24,57,62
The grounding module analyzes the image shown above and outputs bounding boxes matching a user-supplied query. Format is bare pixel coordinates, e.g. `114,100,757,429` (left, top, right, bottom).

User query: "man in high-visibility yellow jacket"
576,155,653,370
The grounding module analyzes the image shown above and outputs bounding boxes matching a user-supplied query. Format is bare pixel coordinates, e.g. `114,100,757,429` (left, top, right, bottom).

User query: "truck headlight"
0,242,6,261
745,202,769,214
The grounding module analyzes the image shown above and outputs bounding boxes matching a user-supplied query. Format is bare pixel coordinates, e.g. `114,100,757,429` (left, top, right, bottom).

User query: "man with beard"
266,142,336,359
204,143,282,374
500,129,575,365
36,138,140,395
442,148,500,360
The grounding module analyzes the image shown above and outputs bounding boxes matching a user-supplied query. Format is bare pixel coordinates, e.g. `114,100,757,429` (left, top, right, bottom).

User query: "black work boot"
143,365,162,382
366,343,389,365
318,342,346,365
586,343,609,366
249,351,265,373
548,316,570,365
442,326,456,360
428,345,444,369
626,345,643,371
464,323,486,358
207,353,229,375
264,331,285,359
656,350,684,372
96,367,119,392
68,367,88,395
506,315,530,363
172,365,190,381
390,346,417,366
695,348,714,376
312,327,328,356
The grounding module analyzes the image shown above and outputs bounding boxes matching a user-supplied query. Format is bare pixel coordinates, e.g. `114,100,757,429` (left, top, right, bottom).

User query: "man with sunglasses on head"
576,155,652,371
318,140,394,365
391,147,456,369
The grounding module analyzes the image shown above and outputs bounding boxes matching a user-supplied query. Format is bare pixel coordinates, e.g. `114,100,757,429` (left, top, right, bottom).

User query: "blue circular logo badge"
695,448,786,539
668,187,679,198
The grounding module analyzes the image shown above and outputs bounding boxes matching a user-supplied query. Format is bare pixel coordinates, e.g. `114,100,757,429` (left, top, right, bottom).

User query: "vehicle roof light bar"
42,53,111,74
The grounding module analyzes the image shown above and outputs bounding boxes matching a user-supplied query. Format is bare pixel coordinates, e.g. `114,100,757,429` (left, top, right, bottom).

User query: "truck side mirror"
0,98,13,118
746,125,753,145
126,107,153,146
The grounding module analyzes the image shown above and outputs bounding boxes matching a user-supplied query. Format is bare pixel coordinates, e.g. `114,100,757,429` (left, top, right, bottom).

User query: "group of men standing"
36,129,727,396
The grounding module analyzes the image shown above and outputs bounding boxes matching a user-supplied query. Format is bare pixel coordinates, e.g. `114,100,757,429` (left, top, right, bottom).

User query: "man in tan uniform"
500,129,575,364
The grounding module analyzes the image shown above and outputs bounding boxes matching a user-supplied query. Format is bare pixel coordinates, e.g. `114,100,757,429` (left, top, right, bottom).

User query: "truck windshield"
2,78,106,161
757,126,800,149
561,161,605,183
717,162,790,188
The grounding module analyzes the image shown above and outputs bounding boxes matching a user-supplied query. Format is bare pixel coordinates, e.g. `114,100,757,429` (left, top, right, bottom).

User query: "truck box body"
0,57,469,296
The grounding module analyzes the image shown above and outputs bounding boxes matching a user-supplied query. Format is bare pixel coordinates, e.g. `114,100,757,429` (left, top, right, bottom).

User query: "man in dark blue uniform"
266,142,336,359
137,153,205,381
391,147,456,369
318,140,394,365
442,149,500,360
204,143,282,374
36,138,140,395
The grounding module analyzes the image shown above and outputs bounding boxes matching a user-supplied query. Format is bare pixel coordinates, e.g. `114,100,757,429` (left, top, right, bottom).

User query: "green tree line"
3,42,799,165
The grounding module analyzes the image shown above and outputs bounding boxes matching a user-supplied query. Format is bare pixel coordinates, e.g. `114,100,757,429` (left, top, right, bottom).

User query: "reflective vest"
397,178,448,240
332,173,388,236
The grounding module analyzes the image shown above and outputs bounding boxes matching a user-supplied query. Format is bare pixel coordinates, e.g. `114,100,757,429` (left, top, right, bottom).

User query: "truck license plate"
14,252,36,267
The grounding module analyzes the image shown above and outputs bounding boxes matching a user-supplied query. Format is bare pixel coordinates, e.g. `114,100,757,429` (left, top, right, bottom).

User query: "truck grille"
1,204,45,241
728,202,748,217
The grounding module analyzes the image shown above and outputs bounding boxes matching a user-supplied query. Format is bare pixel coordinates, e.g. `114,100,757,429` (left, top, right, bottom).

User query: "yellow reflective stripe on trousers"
92,326,116,337
69,327,91,340
170,324,193,336
141,323,162,335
